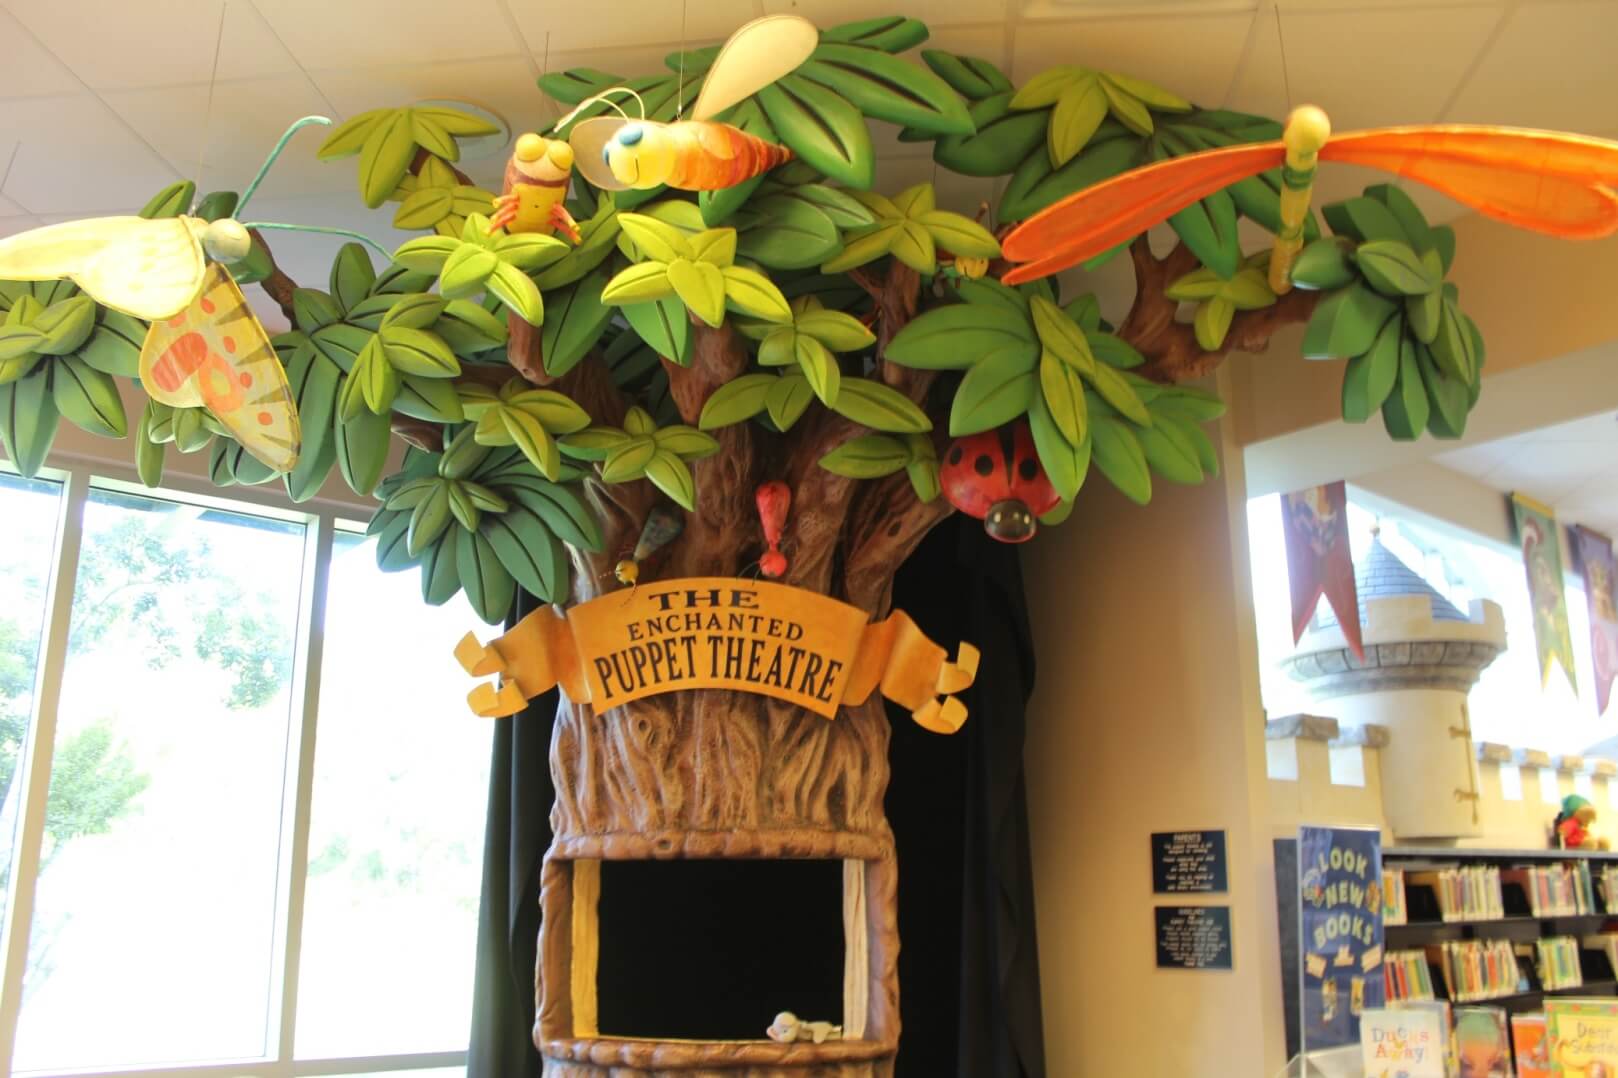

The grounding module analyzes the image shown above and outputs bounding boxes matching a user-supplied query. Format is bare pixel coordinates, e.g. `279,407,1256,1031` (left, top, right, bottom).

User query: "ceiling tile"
0,192,24,216
1012,13,1256,107
103,76,348,202
252,0,515,69
0,94,178,214
0,215,41,239
1225,4,1506,130
234,192,413,293
761,0,1009,28
0,7,80,97
4,0,296,89
1445,1,1618,131
514,0,757,55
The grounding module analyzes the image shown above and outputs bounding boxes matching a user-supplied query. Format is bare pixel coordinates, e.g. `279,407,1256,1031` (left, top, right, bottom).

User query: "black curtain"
468,514,1045,1077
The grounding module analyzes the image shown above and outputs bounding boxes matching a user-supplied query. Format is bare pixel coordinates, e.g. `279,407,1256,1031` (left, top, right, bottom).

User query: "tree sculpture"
2,11,1615,1074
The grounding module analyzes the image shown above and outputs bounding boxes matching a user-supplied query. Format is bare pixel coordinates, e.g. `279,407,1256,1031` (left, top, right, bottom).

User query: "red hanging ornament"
755,480,790,578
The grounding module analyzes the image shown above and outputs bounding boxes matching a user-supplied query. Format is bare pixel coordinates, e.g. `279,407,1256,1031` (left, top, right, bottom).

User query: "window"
1247,492,1607,757
0,469,488,1078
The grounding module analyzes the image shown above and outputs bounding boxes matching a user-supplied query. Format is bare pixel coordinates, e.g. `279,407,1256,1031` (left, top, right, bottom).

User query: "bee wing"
140,264,300,472
0,216,204,320
691,14,818,121
569,117,633,191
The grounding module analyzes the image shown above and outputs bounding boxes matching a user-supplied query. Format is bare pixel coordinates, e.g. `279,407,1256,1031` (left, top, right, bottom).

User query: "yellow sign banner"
455,577,979,733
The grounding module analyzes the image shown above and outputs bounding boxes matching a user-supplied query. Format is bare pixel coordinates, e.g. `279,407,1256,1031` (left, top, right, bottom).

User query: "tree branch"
248,229,298,324
1119,237,1321,384
842,471,953,616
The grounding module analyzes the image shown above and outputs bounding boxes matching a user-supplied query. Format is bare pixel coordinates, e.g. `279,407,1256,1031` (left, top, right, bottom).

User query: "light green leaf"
618,213,695,262
699,373,776,429
765,373,815,430
796,333,840,405
52,355,127,437
601,435,657,482
602,261,676,305
623,294,691,365
818,434,912,478
667,257,727,327
721,265,792,323
644,450,696,509
485,262,544,325
1038,350,1088,446
830,378,932,434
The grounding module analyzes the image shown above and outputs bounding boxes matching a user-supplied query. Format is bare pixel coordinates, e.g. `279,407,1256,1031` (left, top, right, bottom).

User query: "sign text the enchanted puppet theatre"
590,585,844,707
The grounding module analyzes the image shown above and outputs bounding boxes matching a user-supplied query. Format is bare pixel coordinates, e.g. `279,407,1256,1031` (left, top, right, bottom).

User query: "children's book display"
1536,938,1586,993
1546,998,1618,1075
1406,866,1506,923
5,7,1618,1071
1299,826,1387,1051
1454,1006,1513,1078
1362,1007,1449,1078
1514,1013,1551,1078
1388,950,1440,1002
1440,939,1530,1003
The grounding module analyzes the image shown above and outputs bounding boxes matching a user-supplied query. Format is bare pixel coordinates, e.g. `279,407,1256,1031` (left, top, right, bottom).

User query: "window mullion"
269,512,335,1067
0,470,91,1072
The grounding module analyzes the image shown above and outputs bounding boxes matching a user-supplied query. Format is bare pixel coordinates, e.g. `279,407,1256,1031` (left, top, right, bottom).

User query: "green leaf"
623,295,691,365
52,355,126,436
721,265,791,323
408,482,454,556
1341,314,1403,423
949,350,1038,436
821,15,929,53
830,378,932,433
135,401,167,486
435,299,508,355
819,222,900,274
1288,237,1357,292
31,296,96,356
77,310,144,377
499,406,562,479
651,426,719,459
889,220,936,274
617,213,694,263
392,235,460,274
140,180,196,219
756,74,874,189
602,261,676,305
933,92,1048,177
1098,78,1153,136
419,527,462,606
491,474,603,553
1029,295,1095,374
644,450,696,510
689,229,737,267
1083,359,1151,427
1301,284,1398,360
378,292,446,331
887,303,1037,371
1406,288,1442,345
482,507,565,602
916,211,1000,259
1323,196,1405,244
491,231,569,272
485,262,544,325
1429,297,1477,385
667,258,727,327
1088,331,1143,370
357,336,399,413
558,426,632,461
1380,334,1429,441
293,288,343,332
330,243,377,313
800,44,974,135
699,373,776,429
358,109,417,208
0,369,59,477
819,434,912,478
1091,414,1151,505
1137,418,1204,485
1364,184,1433,253
1038,351,1088,446
1168,186,1240,279
1102,72,1190,112
1431,225,1456,274
601,436,657,482
1355,239,1439,297
439,244,499,298
1049,76,1107,167
1416,340,1469,438
456,529,515,624
998,131,1141,221
1026,391,1089,502
737,195,841,270
393,187,454,231
540,270,613,377
319,109,388,159
1193,296,1235,350
922,50,1012,100
765,373,815,430
334,405,392,495
796,309,874,353
379,325,459,379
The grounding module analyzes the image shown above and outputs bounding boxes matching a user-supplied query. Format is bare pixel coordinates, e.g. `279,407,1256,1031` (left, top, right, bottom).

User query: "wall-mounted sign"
1154,906,1232,971
455,577,979,732
1151,830,1228,894
1298,825,1385,1052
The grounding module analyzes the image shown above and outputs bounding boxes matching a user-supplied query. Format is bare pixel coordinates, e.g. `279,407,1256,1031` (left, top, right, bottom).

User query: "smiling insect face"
512,132,575,183
604,123,676,187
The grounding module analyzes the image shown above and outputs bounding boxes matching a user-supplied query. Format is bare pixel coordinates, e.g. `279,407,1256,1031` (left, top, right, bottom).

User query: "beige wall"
1022,389,1286,1078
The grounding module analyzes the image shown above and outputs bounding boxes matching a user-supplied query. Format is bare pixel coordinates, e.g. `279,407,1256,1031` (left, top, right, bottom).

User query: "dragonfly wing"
691,14,818,121
569,117,632,191
1000,141,1285,282
0,216,204,320
0,217,121,280
1323,126,1618,239
139,264,300,472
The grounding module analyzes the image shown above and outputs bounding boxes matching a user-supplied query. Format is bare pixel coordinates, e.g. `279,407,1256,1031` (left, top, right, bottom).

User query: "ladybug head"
939,422,1059,544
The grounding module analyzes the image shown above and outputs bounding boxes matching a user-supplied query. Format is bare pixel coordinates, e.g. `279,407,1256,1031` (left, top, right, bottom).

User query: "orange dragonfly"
999,105,1618,290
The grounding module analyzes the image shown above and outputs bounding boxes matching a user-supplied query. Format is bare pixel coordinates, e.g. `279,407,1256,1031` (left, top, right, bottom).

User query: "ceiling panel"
1444,0,1618,132
1011,12,1257,107
0,94,179,214
4,0,296,89
762,0,1010,28
1224,3,1506,129
1436,411,1618,525
103,76,347,202
0,7,81,98
513,0,757,56
251,0,516,70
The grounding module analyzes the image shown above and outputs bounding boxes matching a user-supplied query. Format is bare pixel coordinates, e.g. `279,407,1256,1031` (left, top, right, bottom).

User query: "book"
1531,936,1584,991
1433,939,1528,1002
1398,1000,1458,1077
1362,1006,1449,1078
1454,1006,1511,1078
1387,949,1438,1002
1513,1013,1549,1078
1409,867,1506,923
1546,998,1618,1075
1387,868,1410,927
1502,865,1597,918
1599,865,1618,914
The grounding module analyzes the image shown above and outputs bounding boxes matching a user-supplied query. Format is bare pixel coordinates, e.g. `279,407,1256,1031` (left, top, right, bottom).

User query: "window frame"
0,459,472,1078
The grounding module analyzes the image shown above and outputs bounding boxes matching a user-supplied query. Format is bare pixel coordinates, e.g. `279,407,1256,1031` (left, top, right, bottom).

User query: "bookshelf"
1381,847,1618,1015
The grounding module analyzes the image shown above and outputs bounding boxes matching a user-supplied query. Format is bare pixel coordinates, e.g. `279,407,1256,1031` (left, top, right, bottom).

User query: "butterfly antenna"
554,87,646,130
239,221,392,261
236,115,333,217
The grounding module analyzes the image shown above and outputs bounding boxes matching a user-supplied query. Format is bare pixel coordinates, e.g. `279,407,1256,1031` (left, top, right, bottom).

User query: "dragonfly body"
600,120,793,191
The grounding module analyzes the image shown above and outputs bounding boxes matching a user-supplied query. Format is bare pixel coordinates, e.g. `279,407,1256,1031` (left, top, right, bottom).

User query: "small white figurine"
767,1010,843,1044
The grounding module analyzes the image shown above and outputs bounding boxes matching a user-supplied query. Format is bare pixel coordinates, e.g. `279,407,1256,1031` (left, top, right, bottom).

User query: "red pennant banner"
1281,481,1364,660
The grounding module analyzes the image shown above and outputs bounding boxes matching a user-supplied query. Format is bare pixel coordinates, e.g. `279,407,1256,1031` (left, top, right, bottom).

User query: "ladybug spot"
973,454,993,477
948,446,962,466
1019,458,1039,481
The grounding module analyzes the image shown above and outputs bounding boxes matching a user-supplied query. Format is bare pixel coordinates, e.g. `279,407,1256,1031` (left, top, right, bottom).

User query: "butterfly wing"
569,116,633,191
1322,126,1618,239
1000,141,1286,284
691,14,818,121
0,216,204,320
140,263,300,472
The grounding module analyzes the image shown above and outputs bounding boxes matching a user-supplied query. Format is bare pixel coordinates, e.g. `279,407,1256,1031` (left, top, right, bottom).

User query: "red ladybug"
941,422,1060,543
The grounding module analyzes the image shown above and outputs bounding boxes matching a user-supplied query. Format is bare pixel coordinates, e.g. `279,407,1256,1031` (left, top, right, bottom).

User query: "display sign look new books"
1361,1007,1448,1078
1546,998,1618,1076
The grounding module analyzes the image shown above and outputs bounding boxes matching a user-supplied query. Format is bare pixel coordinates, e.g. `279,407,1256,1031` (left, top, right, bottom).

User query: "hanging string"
676,0,688,118
239,221,392,260
196,0,228,191
1272,1,1295,113
0,142,20,202
235,115,333,216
